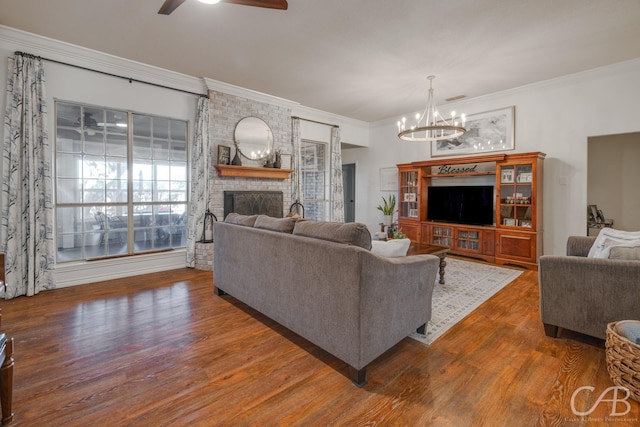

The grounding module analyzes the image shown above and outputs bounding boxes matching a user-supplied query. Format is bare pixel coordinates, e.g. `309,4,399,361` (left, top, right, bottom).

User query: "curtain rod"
14,51,209,99
291,116,339,128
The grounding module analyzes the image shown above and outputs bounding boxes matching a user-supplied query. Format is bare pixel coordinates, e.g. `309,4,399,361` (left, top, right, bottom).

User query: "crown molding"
204,77,299,110
0,25,207,95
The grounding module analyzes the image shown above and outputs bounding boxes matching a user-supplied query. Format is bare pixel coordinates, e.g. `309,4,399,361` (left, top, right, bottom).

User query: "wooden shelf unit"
397,152,545,270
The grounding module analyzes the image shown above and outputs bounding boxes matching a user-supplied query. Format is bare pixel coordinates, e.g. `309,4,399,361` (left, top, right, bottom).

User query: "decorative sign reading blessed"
436,164,479,174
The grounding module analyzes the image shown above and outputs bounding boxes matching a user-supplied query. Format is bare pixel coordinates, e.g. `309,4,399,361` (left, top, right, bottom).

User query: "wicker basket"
605,320,640,402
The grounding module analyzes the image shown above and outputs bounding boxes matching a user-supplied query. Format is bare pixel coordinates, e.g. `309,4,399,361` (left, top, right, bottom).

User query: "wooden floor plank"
0,265,638,426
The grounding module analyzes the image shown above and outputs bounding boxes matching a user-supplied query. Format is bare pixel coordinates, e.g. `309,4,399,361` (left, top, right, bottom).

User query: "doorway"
342,163,356,222
587,132,640,232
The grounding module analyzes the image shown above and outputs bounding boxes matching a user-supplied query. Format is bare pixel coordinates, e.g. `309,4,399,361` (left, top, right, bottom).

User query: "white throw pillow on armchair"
370,238,411,258
588,228,640,258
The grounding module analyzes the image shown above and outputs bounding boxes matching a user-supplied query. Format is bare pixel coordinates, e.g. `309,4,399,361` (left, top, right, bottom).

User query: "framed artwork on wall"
380,167,398,191
431,106,515,157
280,154,292,170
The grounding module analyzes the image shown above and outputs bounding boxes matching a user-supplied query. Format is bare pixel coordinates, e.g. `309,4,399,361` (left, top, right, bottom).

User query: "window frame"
54,100,189,263
300,139,330,221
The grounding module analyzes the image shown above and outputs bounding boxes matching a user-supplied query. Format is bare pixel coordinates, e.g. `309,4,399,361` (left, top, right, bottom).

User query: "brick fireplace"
208,90,293,220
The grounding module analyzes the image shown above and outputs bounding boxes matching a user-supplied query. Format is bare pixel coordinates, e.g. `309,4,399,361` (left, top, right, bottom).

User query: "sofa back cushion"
292,220,372,250
224,213,258,227
254,215,298,233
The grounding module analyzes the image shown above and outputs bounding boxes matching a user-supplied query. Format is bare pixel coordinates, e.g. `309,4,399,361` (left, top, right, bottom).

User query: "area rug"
410,258,522,346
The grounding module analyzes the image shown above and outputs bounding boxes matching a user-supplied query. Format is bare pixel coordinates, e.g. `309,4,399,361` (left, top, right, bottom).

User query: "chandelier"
397,76,466,142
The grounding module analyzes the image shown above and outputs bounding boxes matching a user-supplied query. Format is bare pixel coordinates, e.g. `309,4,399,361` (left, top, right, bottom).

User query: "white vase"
384,215,393,225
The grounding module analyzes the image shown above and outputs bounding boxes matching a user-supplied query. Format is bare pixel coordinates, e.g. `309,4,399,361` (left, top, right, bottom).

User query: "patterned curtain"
290,118,303,214
1,54,55,298
185,96,210,267
329,126,344,222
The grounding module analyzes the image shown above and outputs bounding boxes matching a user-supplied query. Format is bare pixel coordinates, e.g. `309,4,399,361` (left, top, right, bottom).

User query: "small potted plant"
376,195,396,225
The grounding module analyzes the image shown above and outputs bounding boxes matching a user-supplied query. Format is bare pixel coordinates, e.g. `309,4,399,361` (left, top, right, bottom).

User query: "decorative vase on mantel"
273,152,282,169
231,150,242,166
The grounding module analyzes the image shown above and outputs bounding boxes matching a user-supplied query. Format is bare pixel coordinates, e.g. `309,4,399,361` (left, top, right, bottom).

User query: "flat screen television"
427,185,494,226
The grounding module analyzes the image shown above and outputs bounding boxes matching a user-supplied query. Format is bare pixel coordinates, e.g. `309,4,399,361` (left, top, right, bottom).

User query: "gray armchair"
539,236,640,340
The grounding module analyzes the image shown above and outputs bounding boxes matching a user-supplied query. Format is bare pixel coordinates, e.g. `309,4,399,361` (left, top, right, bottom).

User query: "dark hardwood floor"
0,264,638,426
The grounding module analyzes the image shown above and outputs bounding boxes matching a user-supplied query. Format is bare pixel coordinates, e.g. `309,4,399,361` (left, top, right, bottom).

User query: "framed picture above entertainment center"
431,106,515,157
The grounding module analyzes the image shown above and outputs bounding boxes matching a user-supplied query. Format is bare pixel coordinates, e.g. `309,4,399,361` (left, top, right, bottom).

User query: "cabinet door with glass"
431,224,453,247
398,168,420,219
496,162,535,230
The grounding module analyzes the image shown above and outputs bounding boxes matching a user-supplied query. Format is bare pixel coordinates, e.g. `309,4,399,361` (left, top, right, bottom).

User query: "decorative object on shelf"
376,194,396,225
217,145,231,165
379,167,398,191
200,208,217,243
404,193,417,202
517,172,532,183
501,168,514,183
431,106,515,157
387,223,397,239
409,208,419,218
231,148,242,166
273,150,282,168
397,75,466,142
264,152,274,168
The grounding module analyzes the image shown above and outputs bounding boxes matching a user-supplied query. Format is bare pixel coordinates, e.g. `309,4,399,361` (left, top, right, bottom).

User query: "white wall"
343,59,640,256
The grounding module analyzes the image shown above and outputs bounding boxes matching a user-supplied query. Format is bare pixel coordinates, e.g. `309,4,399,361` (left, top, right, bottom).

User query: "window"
55,101,188,262
300,140,328,221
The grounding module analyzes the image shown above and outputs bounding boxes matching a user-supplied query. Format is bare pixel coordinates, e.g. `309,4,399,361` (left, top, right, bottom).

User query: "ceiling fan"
158,0,288,15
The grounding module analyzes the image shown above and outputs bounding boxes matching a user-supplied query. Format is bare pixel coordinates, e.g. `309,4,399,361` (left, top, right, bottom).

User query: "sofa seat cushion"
224,213,258,227
587,228,640,258
254,215,298,233
292,220,372,250
370,239,411,258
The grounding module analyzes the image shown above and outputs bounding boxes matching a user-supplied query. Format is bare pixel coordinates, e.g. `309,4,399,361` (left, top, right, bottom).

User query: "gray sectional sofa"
539,235,640,339
213,214,440,386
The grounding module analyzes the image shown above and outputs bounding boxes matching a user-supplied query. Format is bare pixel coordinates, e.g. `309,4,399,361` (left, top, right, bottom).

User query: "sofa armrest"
538,254,640,339
566,236,596,257
358,252,439,366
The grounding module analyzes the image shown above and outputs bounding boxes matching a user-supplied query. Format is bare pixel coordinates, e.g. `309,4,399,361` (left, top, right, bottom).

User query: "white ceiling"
1,0,640,123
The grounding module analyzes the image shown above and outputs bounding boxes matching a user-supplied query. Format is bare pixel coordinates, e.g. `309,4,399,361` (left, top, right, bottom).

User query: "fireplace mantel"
214,165,293,179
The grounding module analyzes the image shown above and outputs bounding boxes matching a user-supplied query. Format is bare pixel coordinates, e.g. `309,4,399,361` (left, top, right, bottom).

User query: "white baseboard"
54,250,188,288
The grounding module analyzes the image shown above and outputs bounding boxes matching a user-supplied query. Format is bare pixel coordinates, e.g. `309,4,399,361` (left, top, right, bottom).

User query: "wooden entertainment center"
397,151,545,270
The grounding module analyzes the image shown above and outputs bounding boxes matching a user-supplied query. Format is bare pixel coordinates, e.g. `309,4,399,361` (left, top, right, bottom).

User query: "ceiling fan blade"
222,0,288,10
158,0,187,15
